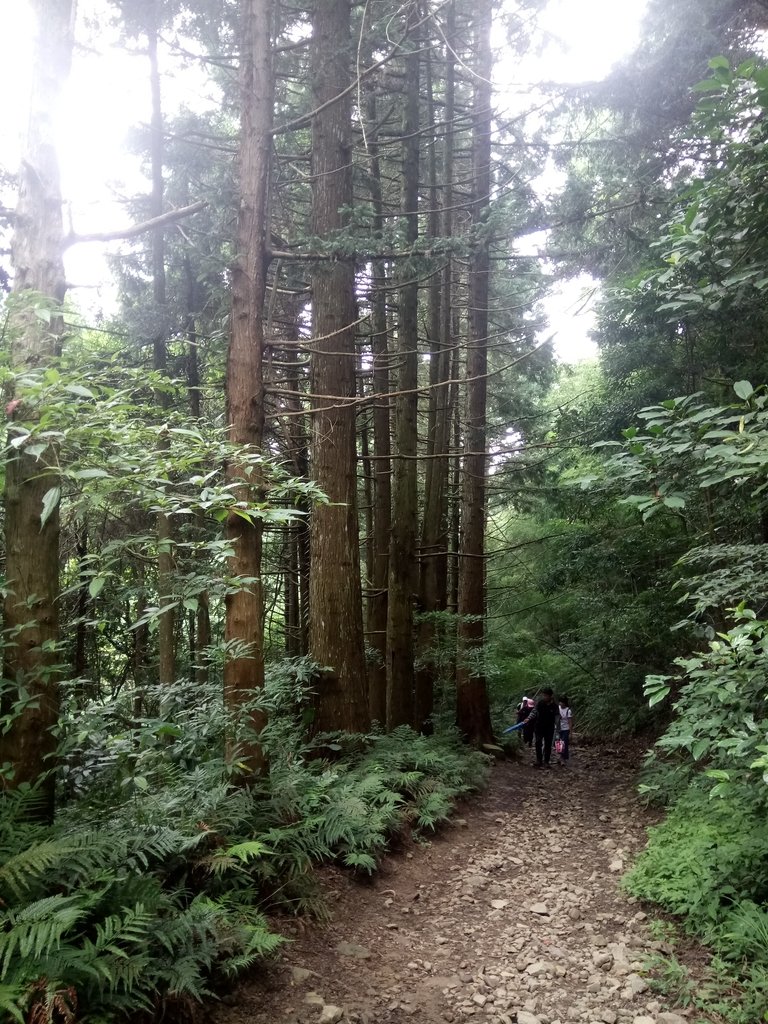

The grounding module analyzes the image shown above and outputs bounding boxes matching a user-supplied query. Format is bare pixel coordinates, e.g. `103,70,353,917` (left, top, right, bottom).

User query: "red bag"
555,738,564,754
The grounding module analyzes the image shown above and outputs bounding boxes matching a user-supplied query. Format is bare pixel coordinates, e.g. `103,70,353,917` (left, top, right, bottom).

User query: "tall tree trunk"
365,90,391,728
147,8,176,688
416,11,455,732
224,0,273,774
386,9,420,730
279,300,311,655
456,0,494,747
183,258,212,684
308,0,369,734
0,0,74,816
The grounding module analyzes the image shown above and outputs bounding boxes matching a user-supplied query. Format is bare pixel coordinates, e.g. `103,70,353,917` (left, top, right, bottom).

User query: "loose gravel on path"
212,747,711,1024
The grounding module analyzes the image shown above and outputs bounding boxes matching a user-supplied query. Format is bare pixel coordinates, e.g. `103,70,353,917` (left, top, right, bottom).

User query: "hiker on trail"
517,696,536,748
532,687,557,768
557,695,573,765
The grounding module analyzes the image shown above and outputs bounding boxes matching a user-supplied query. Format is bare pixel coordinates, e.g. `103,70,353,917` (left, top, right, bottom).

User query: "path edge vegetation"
4,1,768,1022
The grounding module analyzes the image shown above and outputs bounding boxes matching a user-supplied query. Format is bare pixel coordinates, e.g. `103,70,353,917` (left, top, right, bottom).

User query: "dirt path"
213,748,704,1024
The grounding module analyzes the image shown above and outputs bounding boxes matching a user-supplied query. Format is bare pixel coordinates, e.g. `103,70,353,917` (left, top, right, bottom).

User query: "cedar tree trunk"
386,12,420,729
0,0,75,817
224,0,273,775
308,0,369,734
455,0,494,747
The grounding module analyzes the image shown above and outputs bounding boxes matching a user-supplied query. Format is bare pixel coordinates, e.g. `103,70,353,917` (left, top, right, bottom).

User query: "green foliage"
0,808,281,1023
644,947,768,1024
626,787,768,1022
627,612,768,1020
1,679,488,1021
485,506,681,737
626,788,768,934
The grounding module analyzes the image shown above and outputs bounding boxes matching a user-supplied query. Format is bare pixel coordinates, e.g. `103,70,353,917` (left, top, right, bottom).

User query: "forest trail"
213,749,702,1024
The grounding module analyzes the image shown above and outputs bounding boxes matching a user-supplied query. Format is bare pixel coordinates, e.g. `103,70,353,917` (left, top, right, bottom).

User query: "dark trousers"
535,726,555,764
559,729,570,761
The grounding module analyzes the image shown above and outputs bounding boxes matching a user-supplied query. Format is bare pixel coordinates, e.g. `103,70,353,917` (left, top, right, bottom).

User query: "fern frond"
0,983,25,1023
414,791,453,830
0,893,91,978
0,836,98,902
343,852,377,872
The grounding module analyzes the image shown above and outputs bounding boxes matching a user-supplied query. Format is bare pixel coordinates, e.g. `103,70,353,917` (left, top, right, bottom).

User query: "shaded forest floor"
212,747,714,1024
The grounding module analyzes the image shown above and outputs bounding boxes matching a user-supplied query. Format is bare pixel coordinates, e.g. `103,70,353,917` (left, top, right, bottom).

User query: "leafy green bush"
625,787,768,940
627,611,768,1020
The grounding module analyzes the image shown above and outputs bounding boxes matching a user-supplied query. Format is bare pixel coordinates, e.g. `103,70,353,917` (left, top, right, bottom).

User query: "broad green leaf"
64,384,95,399
692,739,709,761
71,468,112,480
733,380,754,400
40,486,61,528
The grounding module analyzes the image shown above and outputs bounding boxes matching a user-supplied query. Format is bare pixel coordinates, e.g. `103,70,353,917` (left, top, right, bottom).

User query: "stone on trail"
609,859,624,873
657,1015,687,1024
627,974,649,994
318,1006,344,1024
481,743,505,758
490,899,509,910
336,941,371,959
529,902,549,916
291,966,313,984
598,1011,618,1024
591,951,613,970
631,1018,656,1024
464,874,489,892
516,1012,542,1024
424,975,462,990
524,960,554,977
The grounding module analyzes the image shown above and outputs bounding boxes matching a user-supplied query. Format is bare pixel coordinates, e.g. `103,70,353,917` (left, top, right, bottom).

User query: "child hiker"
557,695,573,765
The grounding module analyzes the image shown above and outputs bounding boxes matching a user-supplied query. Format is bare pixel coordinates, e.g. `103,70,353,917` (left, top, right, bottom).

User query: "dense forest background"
2,0,768,1020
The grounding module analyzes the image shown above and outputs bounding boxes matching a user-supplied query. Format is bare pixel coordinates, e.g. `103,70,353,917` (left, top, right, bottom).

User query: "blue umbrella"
502,721,526,734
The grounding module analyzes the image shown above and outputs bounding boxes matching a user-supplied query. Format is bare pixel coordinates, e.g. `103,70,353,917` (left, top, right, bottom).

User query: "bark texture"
386,10,421,730
224,0,273,775
365,92,391,728
416,11,456,732
456,0,494,747
308,0,369,734
0,0,74,816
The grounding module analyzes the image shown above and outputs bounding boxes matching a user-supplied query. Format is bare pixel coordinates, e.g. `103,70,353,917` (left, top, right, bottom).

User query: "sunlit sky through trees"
0,0,648,361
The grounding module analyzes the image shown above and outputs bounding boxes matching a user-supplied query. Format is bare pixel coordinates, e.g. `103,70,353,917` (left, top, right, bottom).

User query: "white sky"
0,0,649,359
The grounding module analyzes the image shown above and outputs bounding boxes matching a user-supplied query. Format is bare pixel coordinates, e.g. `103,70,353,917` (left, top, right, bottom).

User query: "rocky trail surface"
213,748,707,1024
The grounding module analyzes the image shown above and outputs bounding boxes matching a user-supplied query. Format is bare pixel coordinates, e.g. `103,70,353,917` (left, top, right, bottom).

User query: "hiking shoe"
532,762,542,768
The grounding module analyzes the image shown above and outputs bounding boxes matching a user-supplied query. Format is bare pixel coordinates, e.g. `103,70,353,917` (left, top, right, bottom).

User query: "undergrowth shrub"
627,611,768,1020
625,786,768,944
1,669,489,1023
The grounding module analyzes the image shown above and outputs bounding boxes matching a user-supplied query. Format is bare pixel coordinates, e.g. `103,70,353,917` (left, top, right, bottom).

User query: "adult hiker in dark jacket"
533,687,557,768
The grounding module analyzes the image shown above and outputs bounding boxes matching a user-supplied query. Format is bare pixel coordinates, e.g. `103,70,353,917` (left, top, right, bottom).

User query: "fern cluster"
0,790,280,1023
2,673,488,1023
625,784,768,1023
